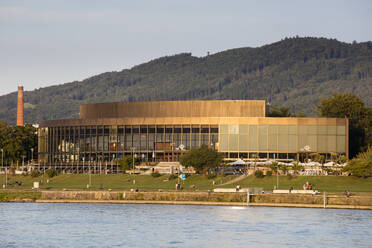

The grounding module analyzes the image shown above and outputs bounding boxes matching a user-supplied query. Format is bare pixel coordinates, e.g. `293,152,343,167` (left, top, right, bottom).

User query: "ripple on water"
0,203,372,248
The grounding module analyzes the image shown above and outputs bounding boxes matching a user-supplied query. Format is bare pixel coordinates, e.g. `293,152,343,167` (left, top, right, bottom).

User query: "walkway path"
218,174,248,186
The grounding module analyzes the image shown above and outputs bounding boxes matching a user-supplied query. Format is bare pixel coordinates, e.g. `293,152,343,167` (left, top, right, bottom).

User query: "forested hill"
1,37,371,125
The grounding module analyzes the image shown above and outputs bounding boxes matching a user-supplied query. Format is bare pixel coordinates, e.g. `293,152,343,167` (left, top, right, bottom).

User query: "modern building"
38,100,348,171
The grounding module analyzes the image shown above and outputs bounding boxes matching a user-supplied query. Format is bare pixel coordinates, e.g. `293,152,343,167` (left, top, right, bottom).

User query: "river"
0,203,371,247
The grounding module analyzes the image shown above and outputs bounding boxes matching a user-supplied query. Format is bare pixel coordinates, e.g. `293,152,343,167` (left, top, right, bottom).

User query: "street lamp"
82,157,85,174
274,153,279,190
88,159,92,188
131,147,136,171
31,148,34,166
1,148,6,188
1,148,3,168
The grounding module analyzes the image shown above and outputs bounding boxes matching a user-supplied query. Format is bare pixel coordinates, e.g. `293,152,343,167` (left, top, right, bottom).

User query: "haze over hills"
0,37,371,125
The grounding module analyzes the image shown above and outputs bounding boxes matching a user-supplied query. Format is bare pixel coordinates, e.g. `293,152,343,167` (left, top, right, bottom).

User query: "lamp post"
131,147,136,172
300,148,304,162
88,160,91,188
274,153,278,190
31,148,34,166
82,157,85,174
1,148,5,188
1,148,3,168
22,155,26,172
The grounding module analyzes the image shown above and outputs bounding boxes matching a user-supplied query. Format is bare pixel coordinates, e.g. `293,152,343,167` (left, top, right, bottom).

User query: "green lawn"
0,174,235,191
1,174,372,194
218,175,372,193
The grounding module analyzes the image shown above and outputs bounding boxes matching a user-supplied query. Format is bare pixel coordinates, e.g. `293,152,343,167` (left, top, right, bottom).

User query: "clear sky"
1,0,371,96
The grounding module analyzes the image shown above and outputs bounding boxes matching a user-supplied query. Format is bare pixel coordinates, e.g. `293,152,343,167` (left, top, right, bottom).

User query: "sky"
0,0,371,96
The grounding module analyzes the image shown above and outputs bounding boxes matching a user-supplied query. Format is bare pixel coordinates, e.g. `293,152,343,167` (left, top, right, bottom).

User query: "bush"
151,172,162,178
206,173,217,179
45,169,58,178
266,170,272,177
342,146,372,177
254,170,264,178
168,174,178,180
30,170,40,178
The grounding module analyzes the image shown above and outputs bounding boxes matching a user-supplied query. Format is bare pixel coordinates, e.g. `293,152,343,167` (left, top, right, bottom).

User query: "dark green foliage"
30,170,40,178
0,122,37,165
268,106,307,117
180,145,223,174
151,172,162,178
269,161,278,173
0,37,371,125
268,106,293,117
279,164,288,175
118,156,139,173
168,174,178,180
317,93,372,157
45,169,58,178
206,173,217,179
266,170,272,177
342,146,372,177
254,170,264,178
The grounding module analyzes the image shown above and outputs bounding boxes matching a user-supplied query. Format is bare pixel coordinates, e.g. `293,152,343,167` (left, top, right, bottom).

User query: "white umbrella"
228,159,246,165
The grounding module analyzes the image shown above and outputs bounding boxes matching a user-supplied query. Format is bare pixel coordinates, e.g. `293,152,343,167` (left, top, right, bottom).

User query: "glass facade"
39,123,347,166
39,124,219,165
218,124,347,159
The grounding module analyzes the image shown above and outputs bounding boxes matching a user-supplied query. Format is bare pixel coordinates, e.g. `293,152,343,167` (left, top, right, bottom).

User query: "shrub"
266,170,272,177
254,170,264,178
168,174,178,180
30,170,40,178
151,172,162,178
45,169,58,178
206,173,217,179
342,146,372,177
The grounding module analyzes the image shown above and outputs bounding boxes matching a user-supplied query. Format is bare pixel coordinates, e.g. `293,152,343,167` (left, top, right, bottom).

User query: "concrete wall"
40,191,372,207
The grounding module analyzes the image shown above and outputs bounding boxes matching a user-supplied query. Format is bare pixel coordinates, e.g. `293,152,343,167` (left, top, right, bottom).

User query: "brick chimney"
17,86,24,126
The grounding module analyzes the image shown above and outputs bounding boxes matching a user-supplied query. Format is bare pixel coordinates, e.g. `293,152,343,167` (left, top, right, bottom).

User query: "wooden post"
247,191,250,205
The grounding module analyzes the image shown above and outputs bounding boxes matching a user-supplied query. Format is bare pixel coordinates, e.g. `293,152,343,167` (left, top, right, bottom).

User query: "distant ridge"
0,37,371,125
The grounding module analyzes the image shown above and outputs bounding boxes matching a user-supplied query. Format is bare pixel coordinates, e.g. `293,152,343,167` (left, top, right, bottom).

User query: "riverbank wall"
2,190,372,210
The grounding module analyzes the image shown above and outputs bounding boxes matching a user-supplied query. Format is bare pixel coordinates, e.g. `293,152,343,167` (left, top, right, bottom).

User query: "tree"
268,161,278,174
268,106,307,118
118,156,140,173
268,106,293,117
316,93,371,158
179,145,224,174
342,146,372,177
0,122,37,165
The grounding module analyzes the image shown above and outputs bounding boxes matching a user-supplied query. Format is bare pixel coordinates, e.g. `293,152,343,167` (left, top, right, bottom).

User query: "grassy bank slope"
0,174,234,191
1,174,371,193
218,175,372,193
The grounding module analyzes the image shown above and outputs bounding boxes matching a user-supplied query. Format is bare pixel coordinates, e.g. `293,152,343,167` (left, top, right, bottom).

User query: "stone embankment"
1,190,372,209
34,190,372,210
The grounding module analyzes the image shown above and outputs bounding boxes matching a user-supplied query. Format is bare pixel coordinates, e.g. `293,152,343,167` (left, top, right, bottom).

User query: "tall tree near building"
180,145,223,174
316,93,372,158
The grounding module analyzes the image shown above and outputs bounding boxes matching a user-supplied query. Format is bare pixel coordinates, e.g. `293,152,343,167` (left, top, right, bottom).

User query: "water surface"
0,203,371,247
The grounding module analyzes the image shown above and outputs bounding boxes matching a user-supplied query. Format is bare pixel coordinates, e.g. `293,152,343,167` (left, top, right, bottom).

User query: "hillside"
1,37,371,125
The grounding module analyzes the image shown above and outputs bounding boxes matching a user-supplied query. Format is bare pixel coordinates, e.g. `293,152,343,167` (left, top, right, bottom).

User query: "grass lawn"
0,174,236,191
1,174,371,194
218,175,372,194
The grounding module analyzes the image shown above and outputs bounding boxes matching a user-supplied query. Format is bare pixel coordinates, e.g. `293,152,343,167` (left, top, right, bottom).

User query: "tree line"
0,37,371,125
